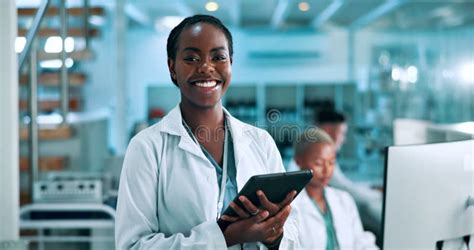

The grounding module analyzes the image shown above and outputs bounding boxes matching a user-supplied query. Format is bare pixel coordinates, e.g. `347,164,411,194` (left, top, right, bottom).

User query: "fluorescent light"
155,16,184,32
460,63,474,83
38,113,64,125
44,36,74,53
15,37,26,53
89,15,105,26
298,2,310,12
205,1,219,12
40,58,74,69
391,65,401,81
24,113,64,125
407,66,418,83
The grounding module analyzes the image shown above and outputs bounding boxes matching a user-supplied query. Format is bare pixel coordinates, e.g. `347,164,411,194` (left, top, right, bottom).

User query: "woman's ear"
167,58,176,80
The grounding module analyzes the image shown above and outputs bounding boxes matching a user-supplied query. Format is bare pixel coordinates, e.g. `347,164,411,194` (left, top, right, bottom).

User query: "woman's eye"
314,161,323,167
184,56,199,62
213,55,227,61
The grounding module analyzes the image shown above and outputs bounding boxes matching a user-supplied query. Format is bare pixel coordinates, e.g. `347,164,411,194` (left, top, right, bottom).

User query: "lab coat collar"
324,187,344,246
159,104,253,161
301,189,324,223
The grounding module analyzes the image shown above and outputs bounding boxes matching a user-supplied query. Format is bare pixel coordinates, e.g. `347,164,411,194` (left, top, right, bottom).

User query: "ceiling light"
44,36,74,53
298,2,310,12
407,66,418,83
391,66,401,81
89,15,105,26
460,63,474,83
205,1,219,12
155,16,184,32
40,58,74,69
15,37,26,53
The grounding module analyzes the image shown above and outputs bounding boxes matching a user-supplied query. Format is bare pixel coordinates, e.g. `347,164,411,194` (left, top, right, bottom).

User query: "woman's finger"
229,201,250,219
256,190,280,215
277,190,297,208
220,215,240,222
261,205,291,230
252,209,269,223
238,196,260,216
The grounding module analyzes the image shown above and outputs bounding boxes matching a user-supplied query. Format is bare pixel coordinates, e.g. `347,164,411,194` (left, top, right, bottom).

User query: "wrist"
223,228,239,247
263,233,283,250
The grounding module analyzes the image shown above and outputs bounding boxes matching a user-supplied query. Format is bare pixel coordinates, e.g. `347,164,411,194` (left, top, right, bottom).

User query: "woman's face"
296,143,336,189
168,22,232,109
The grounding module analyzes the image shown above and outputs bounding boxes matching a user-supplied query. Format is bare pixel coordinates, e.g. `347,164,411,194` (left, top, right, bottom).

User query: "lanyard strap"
216,119,228,219
181,118,229,220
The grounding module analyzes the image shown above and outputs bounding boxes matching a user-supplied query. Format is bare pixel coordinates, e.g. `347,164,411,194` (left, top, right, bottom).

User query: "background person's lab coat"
288,159,382,236
292,187,378,250
115,105,299,249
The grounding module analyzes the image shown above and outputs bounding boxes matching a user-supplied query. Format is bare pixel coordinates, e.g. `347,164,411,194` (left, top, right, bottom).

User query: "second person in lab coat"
292,128,377,249
115,15,299,249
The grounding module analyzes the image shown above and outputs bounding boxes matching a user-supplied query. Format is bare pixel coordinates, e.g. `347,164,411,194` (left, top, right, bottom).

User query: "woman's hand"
223,205,292,246
257,190,297,217
220,190,297,222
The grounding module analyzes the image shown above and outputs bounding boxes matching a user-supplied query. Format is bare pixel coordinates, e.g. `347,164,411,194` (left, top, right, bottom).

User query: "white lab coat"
293,187,378,250
329,163,382,234
288,159,382,235
115,105,299,249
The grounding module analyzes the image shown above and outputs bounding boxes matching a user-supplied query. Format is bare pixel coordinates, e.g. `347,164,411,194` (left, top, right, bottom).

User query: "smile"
194,80,217,88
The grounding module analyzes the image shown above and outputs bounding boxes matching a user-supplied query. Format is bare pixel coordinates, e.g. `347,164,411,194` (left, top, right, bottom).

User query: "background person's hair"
166,15,234,86
294,128,334,157
316,109,346,124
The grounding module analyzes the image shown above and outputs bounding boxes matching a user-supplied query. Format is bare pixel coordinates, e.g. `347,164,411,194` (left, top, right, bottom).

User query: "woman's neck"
306,184,326,211
180,102,225,133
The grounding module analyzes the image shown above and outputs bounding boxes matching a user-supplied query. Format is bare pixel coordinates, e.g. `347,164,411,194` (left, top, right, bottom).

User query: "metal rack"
19,203,115,249
18,0,90,203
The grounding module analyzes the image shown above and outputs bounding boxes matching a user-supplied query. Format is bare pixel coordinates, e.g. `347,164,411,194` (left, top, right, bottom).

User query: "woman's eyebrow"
183,47,201,53
211,47,227,52
182,47,227,53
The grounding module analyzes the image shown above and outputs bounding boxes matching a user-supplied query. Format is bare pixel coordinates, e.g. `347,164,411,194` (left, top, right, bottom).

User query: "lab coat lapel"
325,188,346,246
302,189,324,224
160,105,208,162
224,109,253,190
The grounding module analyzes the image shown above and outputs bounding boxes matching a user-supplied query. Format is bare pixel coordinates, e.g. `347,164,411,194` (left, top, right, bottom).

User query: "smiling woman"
168,21,231,111
115,15,300,249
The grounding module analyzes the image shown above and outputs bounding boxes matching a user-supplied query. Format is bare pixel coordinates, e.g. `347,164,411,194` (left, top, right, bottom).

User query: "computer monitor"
382,139,474,248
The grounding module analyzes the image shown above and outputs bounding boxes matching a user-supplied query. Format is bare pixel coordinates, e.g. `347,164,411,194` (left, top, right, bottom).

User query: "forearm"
117,221,226,250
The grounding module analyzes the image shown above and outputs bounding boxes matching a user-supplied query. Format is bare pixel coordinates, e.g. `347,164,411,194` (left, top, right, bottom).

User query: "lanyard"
312,191,339,250
216,119,228,219
182,118,229,220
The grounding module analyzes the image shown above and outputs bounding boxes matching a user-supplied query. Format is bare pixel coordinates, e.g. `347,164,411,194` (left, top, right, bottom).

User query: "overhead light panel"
89,15,106,26
155,16,185,32
391,65,401,81
205,1,219,12
406,66,418,83
460,63,474,83
44,36,74,53
40,58,74,69
298,2,310,12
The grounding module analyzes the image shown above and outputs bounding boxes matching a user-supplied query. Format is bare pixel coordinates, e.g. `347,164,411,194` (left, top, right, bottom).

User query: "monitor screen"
382,139,474,248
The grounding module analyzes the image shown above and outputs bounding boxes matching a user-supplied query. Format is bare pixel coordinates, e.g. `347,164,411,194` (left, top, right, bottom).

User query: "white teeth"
195,81,217,88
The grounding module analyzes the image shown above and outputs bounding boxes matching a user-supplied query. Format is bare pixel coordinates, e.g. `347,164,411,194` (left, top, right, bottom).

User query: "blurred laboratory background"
1,0,473,249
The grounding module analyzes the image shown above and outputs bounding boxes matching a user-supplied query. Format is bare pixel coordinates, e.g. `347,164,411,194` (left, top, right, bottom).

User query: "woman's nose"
197,60,214,73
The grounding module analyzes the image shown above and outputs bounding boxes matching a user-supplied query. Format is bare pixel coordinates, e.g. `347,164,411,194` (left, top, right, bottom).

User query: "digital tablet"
221,169,313,218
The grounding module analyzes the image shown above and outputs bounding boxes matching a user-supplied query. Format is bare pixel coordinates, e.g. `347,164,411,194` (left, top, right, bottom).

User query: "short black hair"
317,109,346,124
166,15,233,85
